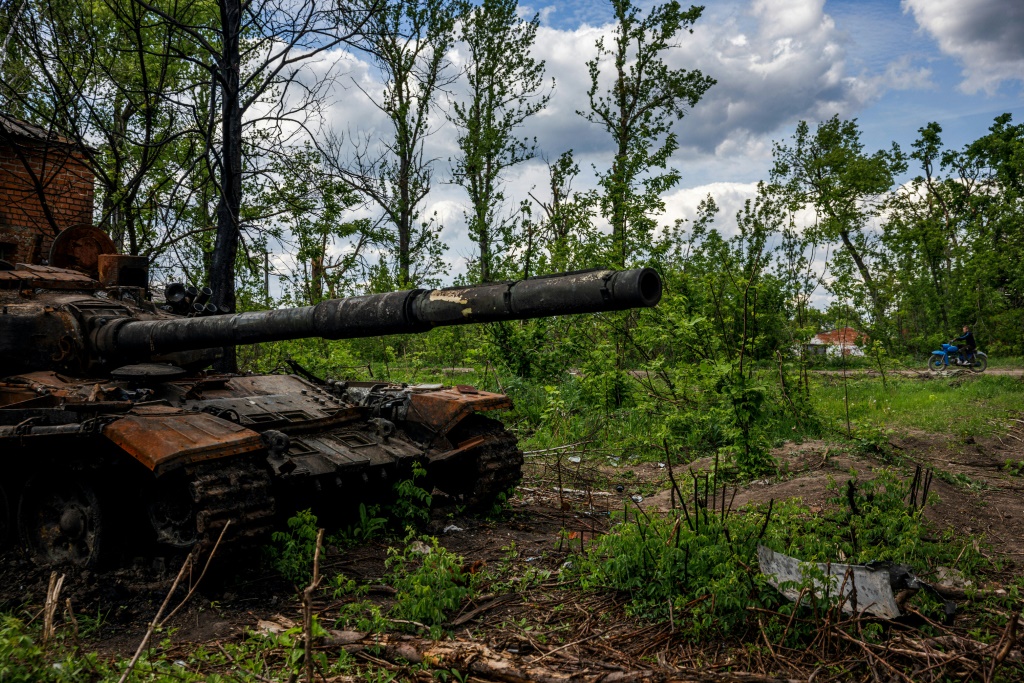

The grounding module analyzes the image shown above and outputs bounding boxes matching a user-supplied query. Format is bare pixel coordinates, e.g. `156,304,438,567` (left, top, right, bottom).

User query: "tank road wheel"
147,479,198,549
18,477,103,567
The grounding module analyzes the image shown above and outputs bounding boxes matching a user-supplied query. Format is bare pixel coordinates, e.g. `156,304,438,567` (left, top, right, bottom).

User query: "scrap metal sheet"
758,545,902,619
406,388,512,434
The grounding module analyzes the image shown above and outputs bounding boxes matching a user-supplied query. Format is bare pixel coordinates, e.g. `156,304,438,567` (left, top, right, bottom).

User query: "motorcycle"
928,342,987,373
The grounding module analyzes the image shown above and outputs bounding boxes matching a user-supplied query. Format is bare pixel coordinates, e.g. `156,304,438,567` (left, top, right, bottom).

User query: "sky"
290,0,1024,287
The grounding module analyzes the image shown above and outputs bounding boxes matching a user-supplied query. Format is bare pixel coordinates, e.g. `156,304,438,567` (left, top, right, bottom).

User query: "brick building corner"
0,115,95,265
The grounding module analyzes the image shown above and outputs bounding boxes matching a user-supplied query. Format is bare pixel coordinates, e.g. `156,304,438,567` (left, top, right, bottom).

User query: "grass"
299,358,1024,450
809,372,1024,437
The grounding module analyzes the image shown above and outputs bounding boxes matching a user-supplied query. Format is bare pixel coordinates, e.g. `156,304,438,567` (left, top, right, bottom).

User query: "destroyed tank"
0,227,662,567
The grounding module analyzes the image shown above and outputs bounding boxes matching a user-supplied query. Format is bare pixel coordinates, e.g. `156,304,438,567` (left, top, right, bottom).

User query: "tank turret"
0,232,662,568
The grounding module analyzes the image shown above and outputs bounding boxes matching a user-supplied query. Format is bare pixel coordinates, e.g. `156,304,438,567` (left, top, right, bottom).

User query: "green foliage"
269,509,321,586
0,616,92,682
448,0,551,283
389,462,433,529
582,0,715,268
771,115,907,318
812,373,1024,437
574,501,779,638
851,424,896,458
332,504,388,547
357,0,460,288
386,535,479,632
575,468,988,637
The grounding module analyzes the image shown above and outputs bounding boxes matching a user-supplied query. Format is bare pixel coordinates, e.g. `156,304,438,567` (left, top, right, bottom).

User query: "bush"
574,499,779,638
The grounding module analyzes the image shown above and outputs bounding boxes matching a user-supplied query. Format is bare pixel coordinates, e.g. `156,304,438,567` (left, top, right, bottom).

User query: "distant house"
0,114,95,265
805,327,869,357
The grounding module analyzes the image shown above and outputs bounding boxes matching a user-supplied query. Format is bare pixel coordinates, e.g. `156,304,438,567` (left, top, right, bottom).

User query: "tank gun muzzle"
94,268,662,358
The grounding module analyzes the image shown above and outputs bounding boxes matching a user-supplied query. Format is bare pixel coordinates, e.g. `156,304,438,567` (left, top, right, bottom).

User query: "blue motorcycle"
928,342,987,372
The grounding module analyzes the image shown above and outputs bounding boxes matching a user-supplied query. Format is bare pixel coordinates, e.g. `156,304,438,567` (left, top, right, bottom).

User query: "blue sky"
522,0,1022,172
309,0,1024,282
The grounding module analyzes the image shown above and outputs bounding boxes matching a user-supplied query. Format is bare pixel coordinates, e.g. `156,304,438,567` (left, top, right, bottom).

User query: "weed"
269,509,321,586
852,424,896,459
934,469,990,491
333,599,389,633
574,468,989,637
332,503,388,547
490,542,552,593
486,488,515,519
386,534,479,634
389,462,432,528
573,499,780,638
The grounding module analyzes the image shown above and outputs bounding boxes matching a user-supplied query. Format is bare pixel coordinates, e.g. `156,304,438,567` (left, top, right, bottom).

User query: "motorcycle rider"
954,325,976,365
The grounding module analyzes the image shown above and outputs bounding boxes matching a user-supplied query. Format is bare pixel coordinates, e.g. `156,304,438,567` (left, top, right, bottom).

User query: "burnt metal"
97,268,661,357
0,243,661,567
110,363,187,382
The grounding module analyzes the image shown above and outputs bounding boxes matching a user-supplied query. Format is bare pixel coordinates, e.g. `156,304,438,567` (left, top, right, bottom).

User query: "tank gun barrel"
95,268,662,358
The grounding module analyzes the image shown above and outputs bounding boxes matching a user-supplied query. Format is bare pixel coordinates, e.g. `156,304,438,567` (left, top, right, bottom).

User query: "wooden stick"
303,528,326,683
42,571,64,645
117,550,196,683
159,520,232,628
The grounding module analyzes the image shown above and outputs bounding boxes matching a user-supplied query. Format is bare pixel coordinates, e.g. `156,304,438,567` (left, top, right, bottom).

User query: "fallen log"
331,633,802,683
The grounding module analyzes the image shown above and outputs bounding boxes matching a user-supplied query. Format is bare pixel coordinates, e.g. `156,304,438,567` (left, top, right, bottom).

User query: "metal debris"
757,545,903,619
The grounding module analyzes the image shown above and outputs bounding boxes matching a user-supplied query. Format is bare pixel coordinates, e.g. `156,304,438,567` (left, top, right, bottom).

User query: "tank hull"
0,262,659,566
0,371,522,566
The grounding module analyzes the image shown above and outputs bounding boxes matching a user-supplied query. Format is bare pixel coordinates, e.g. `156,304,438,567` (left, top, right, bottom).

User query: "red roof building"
807,327,869,357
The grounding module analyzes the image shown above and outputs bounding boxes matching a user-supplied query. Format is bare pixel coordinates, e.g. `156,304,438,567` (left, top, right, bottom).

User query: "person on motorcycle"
954,325,976,365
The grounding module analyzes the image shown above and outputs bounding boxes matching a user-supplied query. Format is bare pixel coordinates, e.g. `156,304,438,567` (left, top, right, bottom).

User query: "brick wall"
0,140,95,264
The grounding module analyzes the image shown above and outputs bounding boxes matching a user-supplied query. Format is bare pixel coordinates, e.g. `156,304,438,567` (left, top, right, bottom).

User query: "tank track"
464,429,523,509
188,456,276,554
435,416,524,510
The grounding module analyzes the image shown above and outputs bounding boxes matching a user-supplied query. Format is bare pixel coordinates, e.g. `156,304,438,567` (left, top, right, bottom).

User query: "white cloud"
294,1,945,284
903,0,1024,94
662,182,759,238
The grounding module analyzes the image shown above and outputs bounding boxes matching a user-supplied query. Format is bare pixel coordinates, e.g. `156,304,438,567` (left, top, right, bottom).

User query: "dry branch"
336,633,802,683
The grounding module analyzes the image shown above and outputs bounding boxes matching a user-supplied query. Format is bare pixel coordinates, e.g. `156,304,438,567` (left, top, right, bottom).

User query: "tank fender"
102,411,263,476
405,387,512,435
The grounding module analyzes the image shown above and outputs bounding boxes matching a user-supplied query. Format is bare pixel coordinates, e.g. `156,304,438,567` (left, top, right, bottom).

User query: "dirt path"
813,366,1024,378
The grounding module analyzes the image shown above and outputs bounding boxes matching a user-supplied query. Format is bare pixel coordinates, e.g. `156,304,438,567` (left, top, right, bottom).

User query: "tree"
133,0,372,369
332,0,459,290
524,150,600,275
581,0,714,268
0,0,198,254
263,145,369,305
770,116,906,321
884,114,1024,353
448,0,550,282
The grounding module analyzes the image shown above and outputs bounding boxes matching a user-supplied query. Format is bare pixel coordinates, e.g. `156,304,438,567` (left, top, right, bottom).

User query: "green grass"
809,372,1024,436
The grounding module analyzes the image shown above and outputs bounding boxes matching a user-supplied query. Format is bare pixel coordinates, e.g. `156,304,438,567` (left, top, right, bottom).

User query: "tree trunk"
839,230,882,315
211,0,242,372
